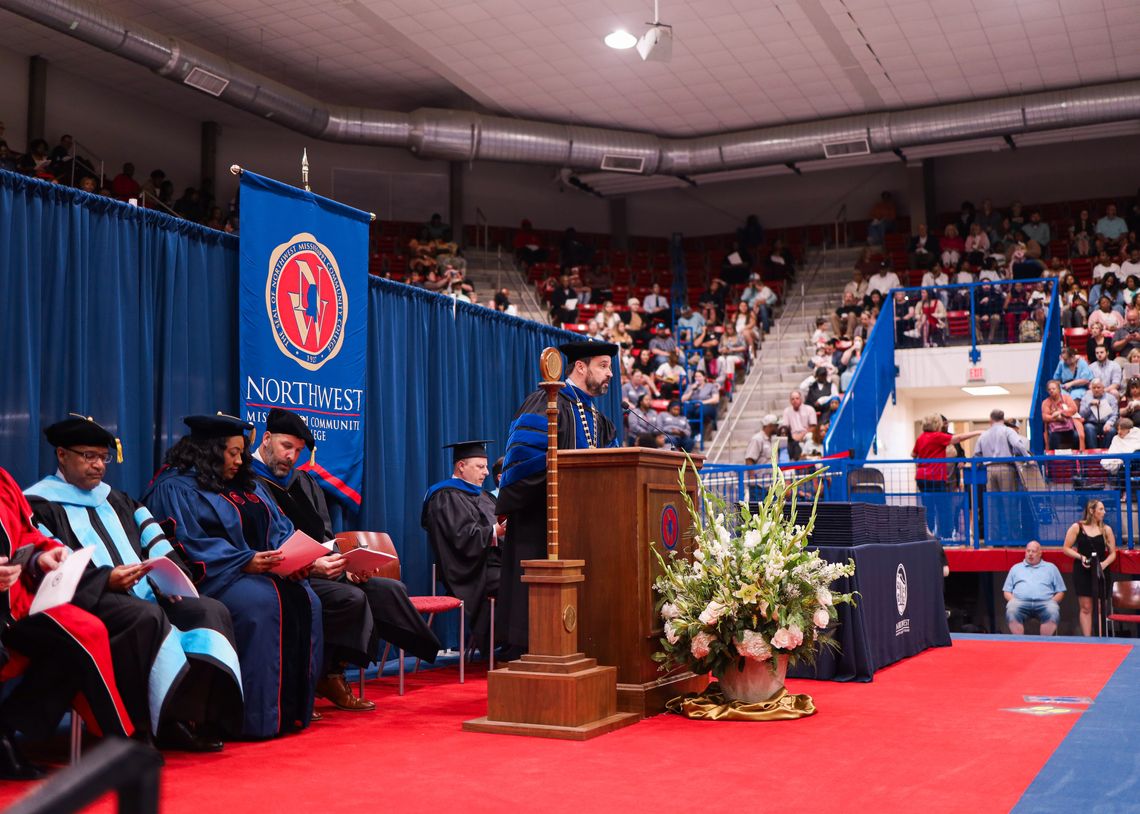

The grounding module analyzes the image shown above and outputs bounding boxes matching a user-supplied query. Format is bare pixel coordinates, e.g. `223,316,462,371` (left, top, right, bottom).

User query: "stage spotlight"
605,30,637,49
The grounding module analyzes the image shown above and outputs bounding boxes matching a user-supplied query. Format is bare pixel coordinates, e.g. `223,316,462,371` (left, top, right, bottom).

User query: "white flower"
665,621,680,644
788,624,804,647
693,548,705,562
737,630,772,662
690,631,715,659
770,627,793,649
817,589,833,606
698,600,727,626
743,528,762,549
714,523,731,548
813,608,830,628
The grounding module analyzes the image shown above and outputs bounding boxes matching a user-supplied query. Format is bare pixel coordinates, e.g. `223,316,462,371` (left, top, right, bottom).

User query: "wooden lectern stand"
464,348,639,740
557,447,707,716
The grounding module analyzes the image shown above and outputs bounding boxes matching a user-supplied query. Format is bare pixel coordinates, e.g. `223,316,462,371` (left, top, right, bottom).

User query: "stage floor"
3,636,1137,814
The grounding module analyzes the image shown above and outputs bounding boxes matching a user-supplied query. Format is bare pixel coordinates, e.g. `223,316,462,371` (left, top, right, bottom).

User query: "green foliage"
652,453,856,679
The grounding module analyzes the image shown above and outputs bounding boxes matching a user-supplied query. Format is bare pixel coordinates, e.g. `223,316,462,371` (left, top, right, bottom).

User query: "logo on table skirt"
895,563,911,636
660,504,680,550
266,232,348,371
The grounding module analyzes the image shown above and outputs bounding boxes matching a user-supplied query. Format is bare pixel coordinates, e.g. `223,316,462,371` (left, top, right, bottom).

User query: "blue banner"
239,170,369,505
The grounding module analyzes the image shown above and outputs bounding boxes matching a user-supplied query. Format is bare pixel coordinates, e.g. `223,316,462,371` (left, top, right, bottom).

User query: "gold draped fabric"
665,682,815,721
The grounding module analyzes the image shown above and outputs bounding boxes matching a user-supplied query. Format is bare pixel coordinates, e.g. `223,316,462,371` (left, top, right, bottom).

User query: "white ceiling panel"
0,0,1135,141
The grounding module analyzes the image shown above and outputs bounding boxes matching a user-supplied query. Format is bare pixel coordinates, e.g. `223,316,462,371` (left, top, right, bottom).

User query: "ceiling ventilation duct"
600,154,647,173
3,0,1140,178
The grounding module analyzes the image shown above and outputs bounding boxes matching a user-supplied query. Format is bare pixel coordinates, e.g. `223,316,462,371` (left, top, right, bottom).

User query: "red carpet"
1,639,1128,814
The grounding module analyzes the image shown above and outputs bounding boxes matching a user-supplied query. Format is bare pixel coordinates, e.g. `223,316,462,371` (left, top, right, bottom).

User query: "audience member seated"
559,228,594,271
741,273,776,333
1070,209,1096,257
765,239,796,280
648,326,677,366
908,224,939,270
1119,376,1140,424
1112,308,1140,358
867,191,896,246
655,351,686,398
719,321,750,369
866,260,901,297
1086,322,1113,362
611,319,633,349
109,162,142,201
676,304,705,346
659,400,694,452
1088,296,1125,333
697,347,732,384
832,291,864,339
1054,346,1093,402
1096,204,1128,252
1092,249,1121,283
17,139,53,180
866,289,885,320
782,389,817,443
1024,212,1052,257
744,414,780,465
1002,541,1065,636
737,214,764,253
894,291,918,348
1060,277,1089,328
624,393,657,445
1122,248,1140,282
1089,344,1123,396
698,278,728,322
964,223,990,265
549,273,578,325
735,299,761,353
802,367,840,421
921,264,950,291
977,199,1004,242
1089,271,1124,314
643,283,670,322
1080,379,1118,448
420,213,452,242
836,336,864,390
720,242,753,286
1041,378,1085,451
1124,273,1140,310
512,219,547,267
808,337,838,377
810,316,833,349
1009,200,1026,231
1101,417,1140,479
916,288,947,347
622,369,658,405
940,225,965,267
845,267,869,301
681,370,720,437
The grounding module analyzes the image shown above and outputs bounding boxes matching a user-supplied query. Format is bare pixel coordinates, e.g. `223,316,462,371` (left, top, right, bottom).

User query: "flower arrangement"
653,457,856,680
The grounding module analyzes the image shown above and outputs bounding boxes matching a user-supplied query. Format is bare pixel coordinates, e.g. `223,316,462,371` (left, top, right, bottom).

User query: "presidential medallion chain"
565,381,598,448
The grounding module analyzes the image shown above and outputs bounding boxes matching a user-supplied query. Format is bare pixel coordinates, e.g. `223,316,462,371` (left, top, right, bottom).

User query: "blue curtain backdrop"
0,169,620,645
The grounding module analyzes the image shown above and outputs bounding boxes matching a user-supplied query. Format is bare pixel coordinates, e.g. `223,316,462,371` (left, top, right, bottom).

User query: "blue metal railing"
704,452,1140,549
824,300,894,458
1029,287,1063,454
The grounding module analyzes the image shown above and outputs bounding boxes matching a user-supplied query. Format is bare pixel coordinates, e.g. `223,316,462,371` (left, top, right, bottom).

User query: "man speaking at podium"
496,341,620,655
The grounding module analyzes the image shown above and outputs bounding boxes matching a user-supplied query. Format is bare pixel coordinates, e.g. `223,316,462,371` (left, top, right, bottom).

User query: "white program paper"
145,556,199,598
268,531,331,576
342,546,397,574
29,546,94,615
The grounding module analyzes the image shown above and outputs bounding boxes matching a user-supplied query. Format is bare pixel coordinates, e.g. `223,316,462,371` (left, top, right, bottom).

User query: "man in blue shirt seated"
1002,541,1066,635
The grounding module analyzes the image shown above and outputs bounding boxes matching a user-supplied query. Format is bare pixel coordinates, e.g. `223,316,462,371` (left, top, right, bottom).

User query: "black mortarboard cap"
44,414,121,461
443,439,491,464
184,413,255,441
559,340,619,365
265,407,315,449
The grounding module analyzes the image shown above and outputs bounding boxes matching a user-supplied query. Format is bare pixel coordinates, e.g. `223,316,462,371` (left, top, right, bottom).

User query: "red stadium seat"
1064,327,1089,355
947,311,971,339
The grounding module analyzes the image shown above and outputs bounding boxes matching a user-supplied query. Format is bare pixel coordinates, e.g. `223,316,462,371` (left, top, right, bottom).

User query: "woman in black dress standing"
1063,498,1117,636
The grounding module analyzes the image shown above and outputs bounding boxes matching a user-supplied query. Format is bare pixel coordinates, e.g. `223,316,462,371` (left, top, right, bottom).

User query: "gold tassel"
249,428,257,447
310,445,316,466
115,438,123,464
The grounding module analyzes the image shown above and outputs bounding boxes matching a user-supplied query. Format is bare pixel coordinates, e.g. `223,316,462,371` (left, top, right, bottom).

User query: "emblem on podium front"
661,504,680,550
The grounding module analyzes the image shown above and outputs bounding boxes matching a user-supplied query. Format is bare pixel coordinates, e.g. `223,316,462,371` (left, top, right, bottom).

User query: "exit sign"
967,367,986,382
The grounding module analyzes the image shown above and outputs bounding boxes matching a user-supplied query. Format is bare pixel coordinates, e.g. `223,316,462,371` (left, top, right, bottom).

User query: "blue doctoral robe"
142,469,323,738
26,475,243,735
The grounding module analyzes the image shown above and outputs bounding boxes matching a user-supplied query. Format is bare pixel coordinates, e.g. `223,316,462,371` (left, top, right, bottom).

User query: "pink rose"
665,621,680,645
788,624,804,647
770,627,793,649
698,600,726,626
813,608,830,629
690,631,715,659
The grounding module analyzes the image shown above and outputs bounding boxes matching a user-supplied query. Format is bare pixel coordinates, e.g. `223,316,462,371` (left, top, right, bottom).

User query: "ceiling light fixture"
605,1,672,62
961,385,1010,397
604,30,637,49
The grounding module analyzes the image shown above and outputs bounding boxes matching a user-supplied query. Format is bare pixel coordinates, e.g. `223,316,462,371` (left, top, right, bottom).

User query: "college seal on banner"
265,232,348,371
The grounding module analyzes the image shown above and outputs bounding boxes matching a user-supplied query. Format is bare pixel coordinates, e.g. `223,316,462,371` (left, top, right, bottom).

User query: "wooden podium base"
617,670,707,717
463,560,639,740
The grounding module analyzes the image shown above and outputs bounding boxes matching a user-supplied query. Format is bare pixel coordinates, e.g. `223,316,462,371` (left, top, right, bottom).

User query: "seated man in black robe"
421,440,503,656
26,416,243,751
251,408,440,710
496,341,620,653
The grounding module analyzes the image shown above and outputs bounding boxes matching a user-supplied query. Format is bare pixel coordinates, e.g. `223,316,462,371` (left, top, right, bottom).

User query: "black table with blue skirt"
787,539,952,682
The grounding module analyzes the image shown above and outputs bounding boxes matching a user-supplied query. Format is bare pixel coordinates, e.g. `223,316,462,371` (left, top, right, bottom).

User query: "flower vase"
717,655,788,703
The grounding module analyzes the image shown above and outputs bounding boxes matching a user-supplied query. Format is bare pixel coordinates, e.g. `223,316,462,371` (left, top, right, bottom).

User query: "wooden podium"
556,447,707,716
